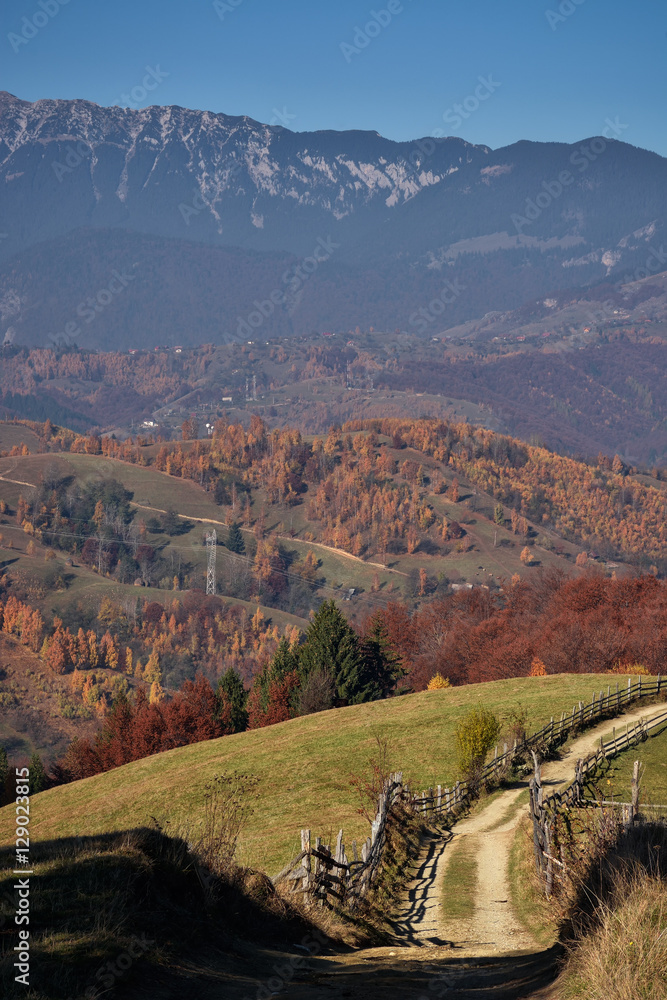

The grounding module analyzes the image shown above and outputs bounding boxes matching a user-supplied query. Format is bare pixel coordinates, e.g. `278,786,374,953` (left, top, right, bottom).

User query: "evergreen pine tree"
217,667,248,732
28,752,47,794
226,521,245,554
361,615,404,700
299,600,368,704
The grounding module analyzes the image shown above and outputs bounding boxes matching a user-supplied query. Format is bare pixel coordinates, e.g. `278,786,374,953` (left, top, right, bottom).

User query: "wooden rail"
274,675,665,907
529,704,667,894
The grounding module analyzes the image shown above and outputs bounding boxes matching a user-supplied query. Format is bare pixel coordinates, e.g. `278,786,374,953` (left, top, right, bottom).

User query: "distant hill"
1,92,667,347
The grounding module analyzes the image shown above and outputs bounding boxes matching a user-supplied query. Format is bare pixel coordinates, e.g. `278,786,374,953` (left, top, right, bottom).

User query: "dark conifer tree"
226,521,245,554
217,667,248,732
299,600,368,704
361,614,405,700
28,752,47,795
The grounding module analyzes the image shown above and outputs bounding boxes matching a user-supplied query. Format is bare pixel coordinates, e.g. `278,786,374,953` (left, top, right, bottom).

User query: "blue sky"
2,0,666,155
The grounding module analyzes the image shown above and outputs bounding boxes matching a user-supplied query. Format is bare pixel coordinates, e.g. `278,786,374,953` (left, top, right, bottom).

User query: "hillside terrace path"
281,703,666,998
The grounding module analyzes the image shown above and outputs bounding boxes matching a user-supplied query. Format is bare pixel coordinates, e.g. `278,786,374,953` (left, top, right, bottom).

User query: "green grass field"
588,721,667,807
0,673,642,876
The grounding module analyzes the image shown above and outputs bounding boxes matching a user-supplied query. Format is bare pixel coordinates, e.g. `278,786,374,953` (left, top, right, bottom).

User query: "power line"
0,517,396,614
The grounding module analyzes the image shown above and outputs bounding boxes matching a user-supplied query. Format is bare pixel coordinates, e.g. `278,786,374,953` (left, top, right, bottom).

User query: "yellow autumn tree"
427,672,451,690
149,680,165,704
529,657,547,677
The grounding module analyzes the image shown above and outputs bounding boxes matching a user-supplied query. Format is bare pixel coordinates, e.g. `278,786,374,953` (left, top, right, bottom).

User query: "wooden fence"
529,704,667,894
272,773,404,907
274,675,665,907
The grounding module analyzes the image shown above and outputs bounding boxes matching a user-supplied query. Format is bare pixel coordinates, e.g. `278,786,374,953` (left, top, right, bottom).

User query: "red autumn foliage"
376,570,667,690
247,670,300,730
54,674,232,782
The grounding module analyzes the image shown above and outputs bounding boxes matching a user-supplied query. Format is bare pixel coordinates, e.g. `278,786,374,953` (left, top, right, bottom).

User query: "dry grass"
547,817,667,1000
556,869,667,999
507,813,559,949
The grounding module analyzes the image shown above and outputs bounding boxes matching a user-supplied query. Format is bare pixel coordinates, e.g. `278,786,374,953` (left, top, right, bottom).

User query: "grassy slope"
0,423,42,453
588,721,667,806
0,441,592,615
0,450,307,631
0,673,641,875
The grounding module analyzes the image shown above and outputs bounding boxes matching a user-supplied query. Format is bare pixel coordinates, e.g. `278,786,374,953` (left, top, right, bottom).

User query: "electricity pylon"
205,529,217,595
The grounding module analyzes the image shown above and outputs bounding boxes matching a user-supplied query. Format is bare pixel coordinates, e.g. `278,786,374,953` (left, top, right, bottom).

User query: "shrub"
455,706,501,782
427,672,451,690
191,772,259,876
504,703,529,743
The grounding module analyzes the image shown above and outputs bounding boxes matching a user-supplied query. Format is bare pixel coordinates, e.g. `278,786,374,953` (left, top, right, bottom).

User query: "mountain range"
1,91,667,348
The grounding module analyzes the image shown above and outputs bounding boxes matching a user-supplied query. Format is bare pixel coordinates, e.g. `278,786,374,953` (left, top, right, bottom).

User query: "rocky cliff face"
1,91,666,347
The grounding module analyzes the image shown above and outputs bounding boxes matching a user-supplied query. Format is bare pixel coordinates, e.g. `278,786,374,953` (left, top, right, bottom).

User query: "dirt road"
281,703,666,998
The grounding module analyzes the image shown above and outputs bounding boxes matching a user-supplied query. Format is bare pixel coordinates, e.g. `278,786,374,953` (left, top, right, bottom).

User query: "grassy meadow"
0,673,643,875
589,721,667,807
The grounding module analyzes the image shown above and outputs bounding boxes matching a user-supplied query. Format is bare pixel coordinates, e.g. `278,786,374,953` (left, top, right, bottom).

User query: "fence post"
544,817,554,897
437,784,442,813
638,675,642,699
630,760,640,823
335,829,344,868
301,829,311,897
616,682,620,711
574,759,583,803
529,778,544,876
314,836,323,904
